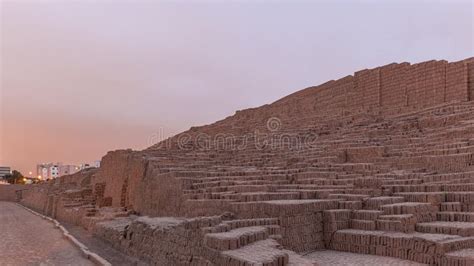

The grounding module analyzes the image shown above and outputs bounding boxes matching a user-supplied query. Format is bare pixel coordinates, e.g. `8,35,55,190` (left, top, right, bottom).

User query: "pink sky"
1,1,473,175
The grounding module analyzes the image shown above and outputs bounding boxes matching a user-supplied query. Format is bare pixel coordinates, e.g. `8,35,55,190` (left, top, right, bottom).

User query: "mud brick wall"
152,58,474,150
380,63,410,109
353,177,383,191
53,198,87,225
354,68,381,109
22,187,62,218
95,151,231,217
323,209,351,248
422,153,474,173
446,192,474,212
469,62,474,100
345,146,386,163
446,60,470,102
21,169,96,217
21,185,50,213
331,76,354,115
231,200,338,252
330,230,432,264
314,84,336,113
311,76,354,116
392,151,474,173
345,58,472,114
444,254,474,266
407,60,447,108
279,212,325,252
0,184,25,201
94,182,107,207
278,80,335,119
330,229,474,265
53,188,94,225
134,171,188,217
331,76,353,114
182,198,233,218
95,150,148,209
94,216,225,265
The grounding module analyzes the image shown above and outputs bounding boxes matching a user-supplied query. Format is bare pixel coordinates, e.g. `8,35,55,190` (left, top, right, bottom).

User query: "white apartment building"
37,163,79,180
0,166,11,180
36,161,100,180
79,160,101,170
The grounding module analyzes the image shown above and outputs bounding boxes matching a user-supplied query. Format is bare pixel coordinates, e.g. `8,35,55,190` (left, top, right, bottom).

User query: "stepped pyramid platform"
13,57,474,265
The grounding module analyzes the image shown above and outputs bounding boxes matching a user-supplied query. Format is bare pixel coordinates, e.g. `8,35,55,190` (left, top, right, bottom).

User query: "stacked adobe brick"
20,168,98,225
93,214,314,265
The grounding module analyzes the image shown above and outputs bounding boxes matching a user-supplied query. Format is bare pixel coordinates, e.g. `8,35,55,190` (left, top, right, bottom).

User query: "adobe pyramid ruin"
9,57,474,265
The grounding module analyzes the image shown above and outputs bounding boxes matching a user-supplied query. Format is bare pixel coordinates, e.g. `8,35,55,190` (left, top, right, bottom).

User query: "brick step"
63,202,87,208
350,219,376,230
416,222,474,237
225,218,279,229
381,202,438,215
444,248,474,266
438,212,474,222
384,183,474,194
218,239,289,266
184,192,239,200
364,196,405,210
203,218,280,235
382,179,423,185
231,199,339,219
394,192,446,204
339,200,363,210
238,192,301,202
440,202,463,212
276,189,344,199
204,226,271,251
225,184,276,193
275,184,353,191
194,178,289,189
185,183,282,195
186,191,307,201
330,229,474,264
352,210,383,220
328,194,370,201
413,146,474,156
297,178,354,186
376,214,416,233
380,202,438,223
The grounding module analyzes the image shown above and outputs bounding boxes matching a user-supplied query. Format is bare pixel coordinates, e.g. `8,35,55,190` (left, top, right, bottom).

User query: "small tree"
5,170,25,184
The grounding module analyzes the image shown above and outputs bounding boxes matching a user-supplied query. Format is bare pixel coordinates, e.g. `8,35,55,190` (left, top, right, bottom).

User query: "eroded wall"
0,184,25,201
322,58,474,115
93,150,148,210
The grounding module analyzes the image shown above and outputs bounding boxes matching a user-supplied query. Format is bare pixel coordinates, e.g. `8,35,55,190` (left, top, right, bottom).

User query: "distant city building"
36,161,100,180
0,166,11,180
36,163,79,180
0,166,11,178
79,160,101,170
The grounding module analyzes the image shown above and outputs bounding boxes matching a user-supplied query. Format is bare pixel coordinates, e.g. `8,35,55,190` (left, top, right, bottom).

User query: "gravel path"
0,201,93,266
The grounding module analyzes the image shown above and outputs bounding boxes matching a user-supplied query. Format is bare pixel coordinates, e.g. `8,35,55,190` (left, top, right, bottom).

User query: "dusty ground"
0,201,93,266
305,250,426,266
